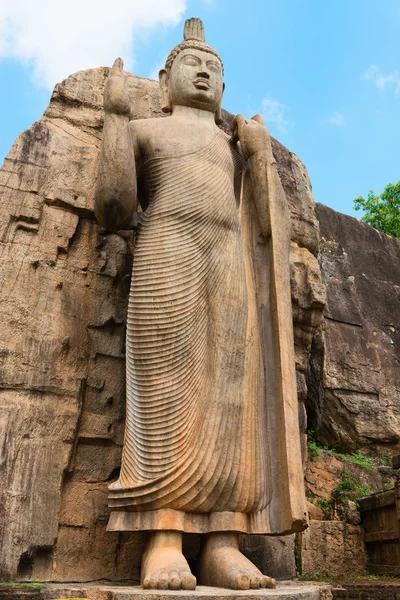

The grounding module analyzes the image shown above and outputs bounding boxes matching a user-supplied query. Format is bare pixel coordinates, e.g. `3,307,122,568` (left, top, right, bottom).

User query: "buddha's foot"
141,531,196,590
198,532,276,590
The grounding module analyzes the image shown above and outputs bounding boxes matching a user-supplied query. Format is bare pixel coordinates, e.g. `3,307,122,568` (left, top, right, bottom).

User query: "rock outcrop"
0,68,324,581
308,204,400,457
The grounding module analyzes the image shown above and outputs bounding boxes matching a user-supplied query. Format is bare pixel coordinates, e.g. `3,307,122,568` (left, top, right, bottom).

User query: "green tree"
353,180,400,238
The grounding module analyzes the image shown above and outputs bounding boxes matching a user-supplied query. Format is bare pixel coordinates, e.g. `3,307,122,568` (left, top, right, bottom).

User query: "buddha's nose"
197,71,210,79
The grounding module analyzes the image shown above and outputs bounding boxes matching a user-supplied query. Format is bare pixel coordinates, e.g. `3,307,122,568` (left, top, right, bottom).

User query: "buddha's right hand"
104,58,132,117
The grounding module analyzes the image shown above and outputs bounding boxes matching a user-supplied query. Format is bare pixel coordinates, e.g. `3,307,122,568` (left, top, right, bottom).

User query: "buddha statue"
95,17,307,591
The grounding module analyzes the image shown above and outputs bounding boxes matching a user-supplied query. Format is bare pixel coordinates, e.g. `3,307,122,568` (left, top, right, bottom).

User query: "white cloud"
326,111,344,126
362,64,400,94
260,95,292,133
0,0,186,89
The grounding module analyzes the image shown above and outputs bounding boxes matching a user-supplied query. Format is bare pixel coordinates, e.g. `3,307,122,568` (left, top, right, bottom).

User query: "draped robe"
107,127,307,535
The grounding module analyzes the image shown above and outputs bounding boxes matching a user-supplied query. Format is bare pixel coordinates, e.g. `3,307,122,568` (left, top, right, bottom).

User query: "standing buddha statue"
95,17,307,591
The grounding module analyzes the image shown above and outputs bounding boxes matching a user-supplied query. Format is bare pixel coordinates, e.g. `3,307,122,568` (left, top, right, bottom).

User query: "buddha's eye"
207,62,220,73
182,57,199,66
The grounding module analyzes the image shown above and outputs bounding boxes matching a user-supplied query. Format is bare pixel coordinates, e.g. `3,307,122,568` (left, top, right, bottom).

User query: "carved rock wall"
308,204,400,456
0,68,323,581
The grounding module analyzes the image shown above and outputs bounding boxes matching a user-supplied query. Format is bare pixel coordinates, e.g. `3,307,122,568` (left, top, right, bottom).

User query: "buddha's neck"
171,105,216,125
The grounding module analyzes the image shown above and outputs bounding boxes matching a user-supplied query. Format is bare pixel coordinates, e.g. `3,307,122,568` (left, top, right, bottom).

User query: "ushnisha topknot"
165,17,224,74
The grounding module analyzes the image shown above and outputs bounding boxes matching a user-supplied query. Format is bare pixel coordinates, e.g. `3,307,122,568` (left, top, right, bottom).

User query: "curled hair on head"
165,18,224,75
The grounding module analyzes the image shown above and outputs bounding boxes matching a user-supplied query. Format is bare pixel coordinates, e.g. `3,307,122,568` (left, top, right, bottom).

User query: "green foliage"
306,475,371,520
354,180,400,238
294,539,301,573
334,451,375,469
307,436,321,462
383,481,395,491
306,430,330,462
316,497,335,519
306,430,375,469
332,473,372,506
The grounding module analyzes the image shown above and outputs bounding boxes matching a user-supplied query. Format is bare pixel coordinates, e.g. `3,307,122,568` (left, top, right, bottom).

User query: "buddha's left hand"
231,114,274,162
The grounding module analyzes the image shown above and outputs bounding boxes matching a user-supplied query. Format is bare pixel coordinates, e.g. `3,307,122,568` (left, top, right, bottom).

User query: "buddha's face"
167,48,224,113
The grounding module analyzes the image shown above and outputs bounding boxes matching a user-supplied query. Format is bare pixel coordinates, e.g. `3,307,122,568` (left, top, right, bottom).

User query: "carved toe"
149,572,159,589
236,574,250,590
158,571,169,589
169,570,181,590
181,571,196,590
142,577,150,589
250,576,261,589
265,576,276,588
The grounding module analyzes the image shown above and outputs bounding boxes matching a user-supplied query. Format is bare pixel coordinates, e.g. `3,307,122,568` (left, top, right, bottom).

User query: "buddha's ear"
214,82,225,125
159,69,171,114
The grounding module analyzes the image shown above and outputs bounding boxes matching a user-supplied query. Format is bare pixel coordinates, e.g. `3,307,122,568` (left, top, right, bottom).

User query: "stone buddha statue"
95,17,307,591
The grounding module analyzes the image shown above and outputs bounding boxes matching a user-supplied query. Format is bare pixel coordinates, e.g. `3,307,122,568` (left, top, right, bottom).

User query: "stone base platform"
41,583,332,600
331,582,400,599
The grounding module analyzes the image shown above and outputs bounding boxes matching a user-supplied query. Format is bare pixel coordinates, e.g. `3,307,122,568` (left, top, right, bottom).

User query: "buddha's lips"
193,78,210,89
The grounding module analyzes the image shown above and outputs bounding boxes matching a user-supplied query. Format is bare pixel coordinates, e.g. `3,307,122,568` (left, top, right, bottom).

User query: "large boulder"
0,67,324,581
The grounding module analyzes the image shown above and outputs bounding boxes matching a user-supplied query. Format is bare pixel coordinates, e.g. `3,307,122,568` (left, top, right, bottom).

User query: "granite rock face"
299,206,400,577
299,520,367,577
0,68,141,582
240,534,297,581
0,68,323,581
308,204,400,456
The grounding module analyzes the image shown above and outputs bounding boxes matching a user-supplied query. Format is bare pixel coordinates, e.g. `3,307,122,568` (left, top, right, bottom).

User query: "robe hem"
107,508,273,534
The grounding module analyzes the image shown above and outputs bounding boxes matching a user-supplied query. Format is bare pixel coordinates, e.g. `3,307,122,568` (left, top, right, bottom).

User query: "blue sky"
1,0,399,217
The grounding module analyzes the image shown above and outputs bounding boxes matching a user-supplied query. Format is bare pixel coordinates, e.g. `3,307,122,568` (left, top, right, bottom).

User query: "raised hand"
231,114,274,162
104,58,132,117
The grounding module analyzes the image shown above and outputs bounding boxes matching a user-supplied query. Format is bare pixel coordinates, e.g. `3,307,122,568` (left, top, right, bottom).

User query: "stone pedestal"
41,583,332,600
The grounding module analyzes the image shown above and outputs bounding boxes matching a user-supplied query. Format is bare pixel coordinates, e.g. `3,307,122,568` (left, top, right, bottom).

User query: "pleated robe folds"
107,129,307,535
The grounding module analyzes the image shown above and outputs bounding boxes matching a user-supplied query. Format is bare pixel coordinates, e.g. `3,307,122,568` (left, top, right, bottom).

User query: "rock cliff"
308,204,400,456
0,68,324,581
299,204,400,578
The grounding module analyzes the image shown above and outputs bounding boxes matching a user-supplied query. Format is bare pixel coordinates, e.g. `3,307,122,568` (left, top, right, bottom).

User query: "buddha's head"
159,18,224,124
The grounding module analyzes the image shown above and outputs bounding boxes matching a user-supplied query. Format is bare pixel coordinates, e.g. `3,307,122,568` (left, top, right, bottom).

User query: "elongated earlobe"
159,69,171,114
214,106,223,125
215,82,225,125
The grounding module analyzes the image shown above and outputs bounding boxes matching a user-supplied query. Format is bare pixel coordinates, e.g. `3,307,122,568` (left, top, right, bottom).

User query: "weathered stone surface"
332,582,400,600
299,521,367,577
306,501,324,521
342,501,361,526
0,586,42,600
0,67,323,580
307,204,400,456
240,535,297,581
0,67,134,581
40,583,332,600
392,454,400,469
273,143,320,258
